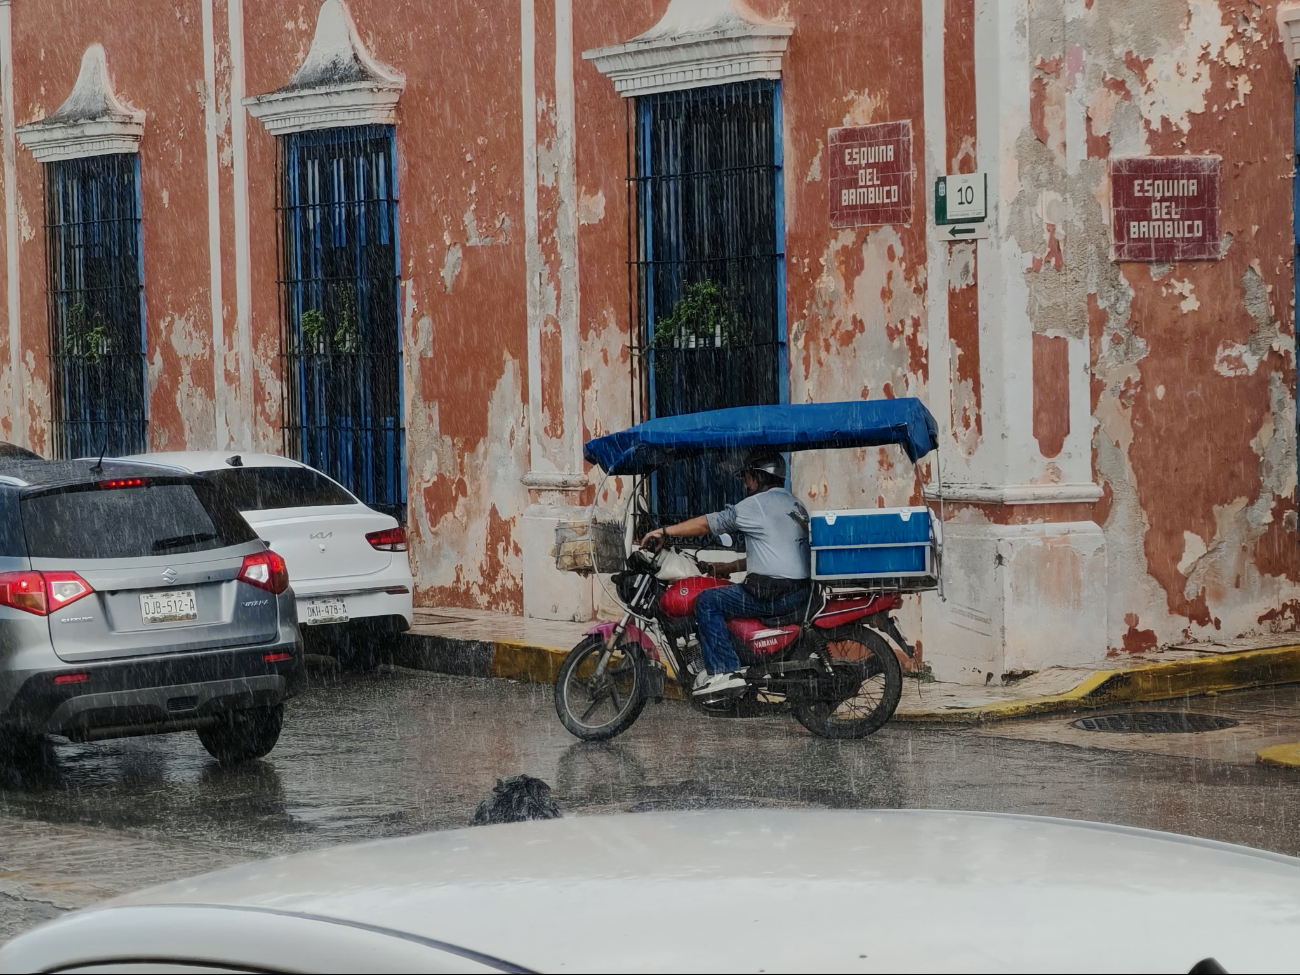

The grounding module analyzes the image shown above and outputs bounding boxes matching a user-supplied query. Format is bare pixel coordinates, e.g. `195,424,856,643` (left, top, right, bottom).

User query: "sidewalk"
398,608,1300,723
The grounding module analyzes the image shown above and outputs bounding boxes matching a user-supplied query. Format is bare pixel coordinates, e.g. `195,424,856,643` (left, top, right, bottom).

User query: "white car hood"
40,809,1300,973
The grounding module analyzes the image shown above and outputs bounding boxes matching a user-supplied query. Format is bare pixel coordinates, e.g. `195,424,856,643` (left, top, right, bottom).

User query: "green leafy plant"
653,280,749,349
299,287,360,353
333,287,359,352
299,308,326,349
65,301,110,363
905,663,936,684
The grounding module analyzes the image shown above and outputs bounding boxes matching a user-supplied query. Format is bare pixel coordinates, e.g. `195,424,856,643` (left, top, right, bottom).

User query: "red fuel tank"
659,576,731,619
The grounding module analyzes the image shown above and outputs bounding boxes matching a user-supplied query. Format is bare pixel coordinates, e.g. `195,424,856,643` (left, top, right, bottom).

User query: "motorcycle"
553,541,915,741
551,398,942,743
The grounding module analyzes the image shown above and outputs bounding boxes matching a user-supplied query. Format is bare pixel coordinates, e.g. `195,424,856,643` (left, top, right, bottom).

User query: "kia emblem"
161,567,178,585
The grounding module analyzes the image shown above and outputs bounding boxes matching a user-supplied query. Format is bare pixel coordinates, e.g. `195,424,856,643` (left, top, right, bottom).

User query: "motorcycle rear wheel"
554,635,648,741
791,624,902,739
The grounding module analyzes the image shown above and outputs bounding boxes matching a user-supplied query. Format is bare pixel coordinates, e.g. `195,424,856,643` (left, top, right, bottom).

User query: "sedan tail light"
0,570,94,616
366,526,407,552
239,550,289,594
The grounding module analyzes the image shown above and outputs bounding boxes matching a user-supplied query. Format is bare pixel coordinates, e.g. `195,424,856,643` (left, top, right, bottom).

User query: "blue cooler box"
809,506,938,585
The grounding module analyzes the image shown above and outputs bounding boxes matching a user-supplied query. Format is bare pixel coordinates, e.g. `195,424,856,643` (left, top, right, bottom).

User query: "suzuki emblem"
161,567,178,585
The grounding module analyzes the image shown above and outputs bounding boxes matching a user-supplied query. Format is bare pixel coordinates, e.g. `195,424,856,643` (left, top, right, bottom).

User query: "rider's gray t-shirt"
706,487,811,580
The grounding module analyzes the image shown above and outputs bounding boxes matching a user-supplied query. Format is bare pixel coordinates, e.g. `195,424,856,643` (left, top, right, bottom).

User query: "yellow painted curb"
487,638,686,700
1257,743,1300,768
898,644,1300,725
444,631,1300,725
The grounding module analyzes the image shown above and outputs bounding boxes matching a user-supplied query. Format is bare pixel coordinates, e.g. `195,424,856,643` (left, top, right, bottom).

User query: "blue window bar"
44,153,147,459
277,125,406,522
630,80,786,534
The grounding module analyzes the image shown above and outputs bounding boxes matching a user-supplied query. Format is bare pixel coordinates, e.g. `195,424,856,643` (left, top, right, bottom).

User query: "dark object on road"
1071,712,1238,734
0,442,41,460
471,775,562,825
1188,958,1228,974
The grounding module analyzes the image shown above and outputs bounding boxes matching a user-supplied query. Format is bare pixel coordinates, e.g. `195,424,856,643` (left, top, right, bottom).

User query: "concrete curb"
397,630,1300,724
896,644,1300,725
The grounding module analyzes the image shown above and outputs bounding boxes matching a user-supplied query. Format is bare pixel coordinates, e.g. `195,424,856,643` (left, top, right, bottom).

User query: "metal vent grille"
1070,712,1238,734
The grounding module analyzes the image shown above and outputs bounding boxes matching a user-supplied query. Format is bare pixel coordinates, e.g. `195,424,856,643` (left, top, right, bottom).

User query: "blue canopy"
584,399,939,475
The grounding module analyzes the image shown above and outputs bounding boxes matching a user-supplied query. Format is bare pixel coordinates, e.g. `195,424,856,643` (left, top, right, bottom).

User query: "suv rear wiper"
152,532,218,551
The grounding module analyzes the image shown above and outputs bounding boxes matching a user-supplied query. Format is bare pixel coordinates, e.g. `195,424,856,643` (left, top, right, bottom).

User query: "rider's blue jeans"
696,584,810,674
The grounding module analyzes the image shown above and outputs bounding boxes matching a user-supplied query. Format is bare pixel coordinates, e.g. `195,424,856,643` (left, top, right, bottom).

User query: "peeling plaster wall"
3,0,1298,642
11,1,217,455
783,1,930,513
1018,0,1300,651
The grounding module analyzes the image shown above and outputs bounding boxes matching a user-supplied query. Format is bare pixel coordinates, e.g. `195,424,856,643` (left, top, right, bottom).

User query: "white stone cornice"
244,0,404,136
924,482,1105,505
16,45,144,163
583,0,792,98
521,471,590,491
1278,3,1300,64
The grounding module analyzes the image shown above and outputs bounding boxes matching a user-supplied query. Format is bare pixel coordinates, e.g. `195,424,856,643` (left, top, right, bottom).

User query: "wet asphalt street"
5,664,1300,940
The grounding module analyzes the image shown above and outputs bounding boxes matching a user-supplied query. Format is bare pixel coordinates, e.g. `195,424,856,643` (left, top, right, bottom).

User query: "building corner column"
920,0,1107,684
519,0,593,622
228,0,254,449
0,0,23,450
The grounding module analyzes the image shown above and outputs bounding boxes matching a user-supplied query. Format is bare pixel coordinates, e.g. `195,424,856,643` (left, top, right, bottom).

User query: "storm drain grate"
1070,712,1238,734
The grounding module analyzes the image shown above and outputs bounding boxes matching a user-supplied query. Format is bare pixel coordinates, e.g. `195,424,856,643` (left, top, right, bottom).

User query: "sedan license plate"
140,589,198,624
305,597,348,625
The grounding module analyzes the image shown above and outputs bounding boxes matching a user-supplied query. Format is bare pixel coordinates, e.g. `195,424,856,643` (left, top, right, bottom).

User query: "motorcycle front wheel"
554,635,648,741
792,624,903,739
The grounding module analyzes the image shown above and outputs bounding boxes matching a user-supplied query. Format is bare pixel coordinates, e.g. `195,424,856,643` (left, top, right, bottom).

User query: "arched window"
277,124,404,521
245,0,406,521
17,45,147,459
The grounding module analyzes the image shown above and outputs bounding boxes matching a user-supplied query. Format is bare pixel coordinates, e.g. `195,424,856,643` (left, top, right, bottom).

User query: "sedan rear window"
203,467,356,511
20,479,258,559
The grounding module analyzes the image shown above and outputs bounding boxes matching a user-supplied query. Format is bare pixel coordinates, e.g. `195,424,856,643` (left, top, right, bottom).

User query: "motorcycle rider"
639,453,811,698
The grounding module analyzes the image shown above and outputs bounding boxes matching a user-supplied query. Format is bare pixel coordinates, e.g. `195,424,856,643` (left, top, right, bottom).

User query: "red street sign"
828,120,913,228
1110,156,1220,262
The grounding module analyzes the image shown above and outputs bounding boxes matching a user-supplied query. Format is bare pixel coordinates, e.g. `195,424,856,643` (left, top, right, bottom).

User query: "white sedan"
2,809,1295,973
121,451,413,662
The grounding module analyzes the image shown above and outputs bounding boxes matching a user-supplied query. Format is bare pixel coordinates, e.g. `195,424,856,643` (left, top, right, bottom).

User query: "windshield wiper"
152,532,218,551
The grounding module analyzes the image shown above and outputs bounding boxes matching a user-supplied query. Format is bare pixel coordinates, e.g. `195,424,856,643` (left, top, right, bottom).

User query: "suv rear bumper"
1,642,303,741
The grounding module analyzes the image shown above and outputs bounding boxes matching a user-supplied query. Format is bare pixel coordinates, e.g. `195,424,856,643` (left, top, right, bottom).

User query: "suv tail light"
366,526,407,552
239,550,289,594
0,570,94,616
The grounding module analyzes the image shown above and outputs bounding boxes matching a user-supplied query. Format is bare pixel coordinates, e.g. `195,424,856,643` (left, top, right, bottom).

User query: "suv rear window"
203,467,356,511
20,479,258,559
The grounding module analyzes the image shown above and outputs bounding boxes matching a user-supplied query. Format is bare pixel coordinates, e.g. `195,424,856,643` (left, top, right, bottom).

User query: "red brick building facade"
2,0,1298,683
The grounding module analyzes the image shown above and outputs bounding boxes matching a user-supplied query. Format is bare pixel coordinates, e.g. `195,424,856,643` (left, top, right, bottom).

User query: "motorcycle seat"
759,586,825,627
760,610,805,627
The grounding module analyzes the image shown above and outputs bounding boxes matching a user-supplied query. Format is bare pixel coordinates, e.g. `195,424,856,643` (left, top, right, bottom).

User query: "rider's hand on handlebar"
640,528,666,552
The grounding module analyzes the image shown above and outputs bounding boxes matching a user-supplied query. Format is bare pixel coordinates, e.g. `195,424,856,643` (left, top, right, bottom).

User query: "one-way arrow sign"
937,222,989,241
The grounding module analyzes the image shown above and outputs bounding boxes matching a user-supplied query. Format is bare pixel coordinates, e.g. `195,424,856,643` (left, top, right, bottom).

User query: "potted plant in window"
299,286,360,354
65,300,110,363
653,280,749,350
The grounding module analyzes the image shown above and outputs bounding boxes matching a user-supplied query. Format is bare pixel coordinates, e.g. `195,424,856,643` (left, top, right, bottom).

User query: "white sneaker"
692,670,748,698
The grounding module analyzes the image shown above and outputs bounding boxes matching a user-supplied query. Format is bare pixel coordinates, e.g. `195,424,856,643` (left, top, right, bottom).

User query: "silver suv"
0,458,302,764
